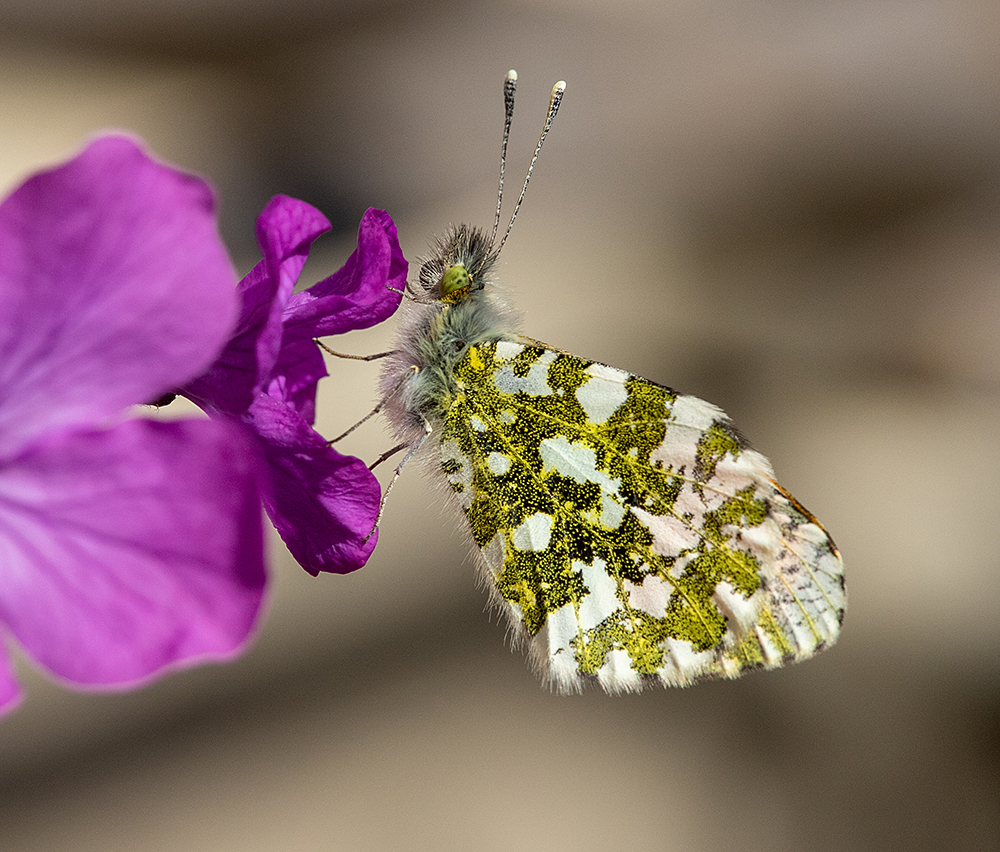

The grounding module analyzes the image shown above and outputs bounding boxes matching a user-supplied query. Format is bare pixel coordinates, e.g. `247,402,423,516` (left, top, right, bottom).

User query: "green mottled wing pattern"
437,339,845,693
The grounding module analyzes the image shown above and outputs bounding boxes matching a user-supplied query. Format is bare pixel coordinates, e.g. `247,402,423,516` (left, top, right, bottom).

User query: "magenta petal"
245,394,380,575
266,338,328,425
0,136,237,458
182,196,331,416
180,261,270,416
281,207,406,341
0,418,267,687
255,195,332,289
0,650,23,718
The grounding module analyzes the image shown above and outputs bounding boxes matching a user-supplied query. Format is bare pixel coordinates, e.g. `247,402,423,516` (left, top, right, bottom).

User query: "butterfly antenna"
494,78,566,257
488,69,519,249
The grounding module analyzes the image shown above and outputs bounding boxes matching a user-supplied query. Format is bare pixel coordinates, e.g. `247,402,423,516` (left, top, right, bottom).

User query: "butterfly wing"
438,339,845,693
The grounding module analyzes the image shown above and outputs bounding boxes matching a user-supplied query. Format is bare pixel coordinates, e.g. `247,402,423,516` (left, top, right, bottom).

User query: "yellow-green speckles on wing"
438,340,845,692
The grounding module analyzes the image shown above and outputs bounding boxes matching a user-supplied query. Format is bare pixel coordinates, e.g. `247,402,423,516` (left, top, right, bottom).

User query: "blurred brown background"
1,1,998,850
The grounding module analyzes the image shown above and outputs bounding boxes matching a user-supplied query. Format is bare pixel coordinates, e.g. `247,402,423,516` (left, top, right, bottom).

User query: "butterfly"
372,71,845,693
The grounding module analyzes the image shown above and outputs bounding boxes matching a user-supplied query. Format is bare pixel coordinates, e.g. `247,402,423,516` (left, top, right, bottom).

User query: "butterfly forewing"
436,338,845,693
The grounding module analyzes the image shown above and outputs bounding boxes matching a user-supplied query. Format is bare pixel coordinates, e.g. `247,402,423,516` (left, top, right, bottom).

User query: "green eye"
440,264,471,299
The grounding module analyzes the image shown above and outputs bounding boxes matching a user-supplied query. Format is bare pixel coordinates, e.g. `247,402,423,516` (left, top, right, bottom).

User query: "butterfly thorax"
379,225,521,444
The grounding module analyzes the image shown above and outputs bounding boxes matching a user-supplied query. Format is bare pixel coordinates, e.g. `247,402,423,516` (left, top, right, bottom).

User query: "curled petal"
282,207,406,341
183,195,331,416
0,136,237,458
255,194,332,295
0,418,267,689
245,394,380,575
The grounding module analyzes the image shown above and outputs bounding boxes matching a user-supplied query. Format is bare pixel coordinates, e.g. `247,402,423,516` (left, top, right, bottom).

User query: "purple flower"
182,196,406,575
0,136,269,716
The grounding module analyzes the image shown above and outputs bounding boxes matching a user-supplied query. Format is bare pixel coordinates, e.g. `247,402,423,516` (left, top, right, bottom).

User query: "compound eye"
439,263,471,300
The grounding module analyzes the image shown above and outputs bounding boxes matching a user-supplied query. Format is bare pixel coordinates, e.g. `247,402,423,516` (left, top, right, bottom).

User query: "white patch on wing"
597,649,642,693
712,580,762,633
631,505,701,555
599,493,626,528
649,394,724,472
740,518,783,563
624,574,672,618
578,558,619,631
541,602,581,689
669,551,696,578
671,482,709,525
539,435,620,495
492,349,556,396
705,457,772,514
576,363,629,423
776,603,822,655
544,603,577,654
669,394,724,431
494,340,524,360
658,638,715,687
649,431,699,474
720,447,774,482
585,492,626,530
797,520,834,546
487,451,511,476
512,512,553,552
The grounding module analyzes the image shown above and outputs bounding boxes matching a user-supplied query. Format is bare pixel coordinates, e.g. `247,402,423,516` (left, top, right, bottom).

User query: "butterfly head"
417,224,499,304
439,264,471,300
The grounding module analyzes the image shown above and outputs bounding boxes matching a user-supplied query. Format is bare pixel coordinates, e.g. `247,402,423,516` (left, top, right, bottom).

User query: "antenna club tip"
553,81,566,93
506,69,517,81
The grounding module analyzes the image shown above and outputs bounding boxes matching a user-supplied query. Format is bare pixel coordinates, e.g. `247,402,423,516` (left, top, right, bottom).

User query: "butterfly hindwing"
437,338,845,693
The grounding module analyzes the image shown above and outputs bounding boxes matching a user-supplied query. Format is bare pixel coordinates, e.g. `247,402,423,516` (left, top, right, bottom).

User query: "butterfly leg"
314,339,397,362
368,441,410,471
363,419,432,542
326,363,417,444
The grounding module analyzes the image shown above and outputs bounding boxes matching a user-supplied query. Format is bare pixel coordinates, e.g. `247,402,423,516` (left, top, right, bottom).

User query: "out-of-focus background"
2,2,999,850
